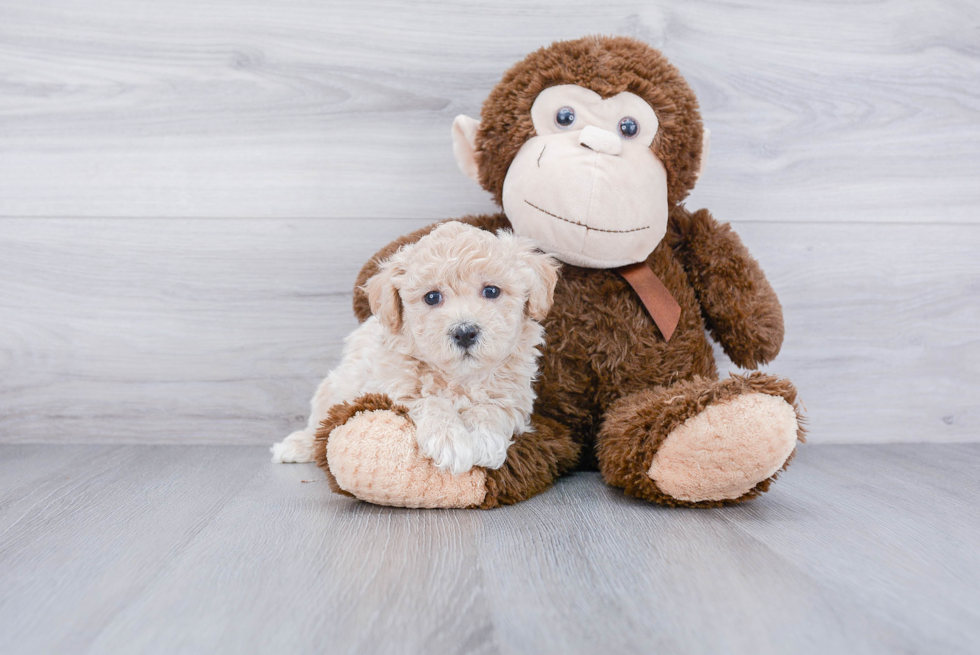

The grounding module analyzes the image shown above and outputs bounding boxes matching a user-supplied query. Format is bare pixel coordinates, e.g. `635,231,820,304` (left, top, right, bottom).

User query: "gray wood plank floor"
1,444,977,655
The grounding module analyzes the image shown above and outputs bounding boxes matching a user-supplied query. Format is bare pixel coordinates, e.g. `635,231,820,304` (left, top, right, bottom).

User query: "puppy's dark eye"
618,116,639,138
555,106,575,128
481,285,500,299
423,291,442,306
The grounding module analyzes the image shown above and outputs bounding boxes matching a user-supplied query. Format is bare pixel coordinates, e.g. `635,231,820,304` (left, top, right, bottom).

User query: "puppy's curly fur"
271,221,559,475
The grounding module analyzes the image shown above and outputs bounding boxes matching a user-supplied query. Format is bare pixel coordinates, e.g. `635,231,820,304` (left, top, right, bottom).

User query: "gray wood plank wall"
1,0,978,444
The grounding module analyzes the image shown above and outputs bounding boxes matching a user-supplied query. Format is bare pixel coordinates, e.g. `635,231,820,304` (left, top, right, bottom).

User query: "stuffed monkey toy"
315,36,804,509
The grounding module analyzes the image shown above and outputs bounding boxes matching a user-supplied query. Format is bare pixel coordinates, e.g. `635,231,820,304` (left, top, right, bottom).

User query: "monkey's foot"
598,373,804,506
648,389,798,502
315,395,487,509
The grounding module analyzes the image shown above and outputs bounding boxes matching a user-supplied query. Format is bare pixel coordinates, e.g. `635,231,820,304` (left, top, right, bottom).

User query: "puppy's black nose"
452,324,480,350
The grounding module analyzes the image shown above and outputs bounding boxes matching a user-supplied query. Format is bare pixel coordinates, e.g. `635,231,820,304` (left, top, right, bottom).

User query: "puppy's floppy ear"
364,256,405,333
524,250,560,321
498,230,560,322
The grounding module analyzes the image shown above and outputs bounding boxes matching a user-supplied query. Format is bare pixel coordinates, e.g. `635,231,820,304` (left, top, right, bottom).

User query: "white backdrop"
1,0,978,444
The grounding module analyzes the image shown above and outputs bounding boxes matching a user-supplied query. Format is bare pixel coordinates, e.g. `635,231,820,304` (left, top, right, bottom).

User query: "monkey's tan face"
498,85,669,268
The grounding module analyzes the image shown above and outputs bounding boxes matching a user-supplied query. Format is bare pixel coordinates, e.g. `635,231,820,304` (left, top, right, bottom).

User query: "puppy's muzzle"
451,323,480,351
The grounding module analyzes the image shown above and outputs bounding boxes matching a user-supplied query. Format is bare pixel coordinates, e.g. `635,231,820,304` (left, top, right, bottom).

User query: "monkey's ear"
452,115,481,184
364,260,404,333
696,127,710,180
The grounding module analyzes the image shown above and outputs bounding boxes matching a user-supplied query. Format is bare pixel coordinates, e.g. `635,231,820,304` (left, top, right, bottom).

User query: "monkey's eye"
618,116,639,138
555,106,576,128
423,291,442,306
481,285,500,299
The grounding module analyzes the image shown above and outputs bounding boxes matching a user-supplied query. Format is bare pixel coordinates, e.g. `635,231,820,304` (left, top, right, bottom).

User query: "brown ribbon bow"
615,262,681,342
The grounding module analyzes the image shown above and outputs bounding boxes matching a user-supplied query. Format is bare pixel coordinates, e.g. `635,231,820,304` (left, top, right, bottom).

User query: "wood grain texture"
0,444,977,654
2,218,977,445
0,0,978,222
1,1,978,446
720,221,980,443
0,217,426,444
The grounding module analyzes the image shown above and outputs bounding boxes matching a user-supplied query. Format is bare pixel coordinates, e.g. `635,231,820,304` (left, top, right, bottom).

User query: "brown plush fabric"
476,36,704,207
596,373,806,507
314,393,410,497
666,205,785,368
350,209,789,498
479,414,581,509
344,38,799,507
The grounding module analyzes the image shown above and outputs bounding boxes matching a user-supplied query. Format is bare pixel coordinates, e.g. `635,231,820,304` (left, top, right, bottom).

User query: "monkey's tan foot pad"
648,392,799,503
326,409,487,509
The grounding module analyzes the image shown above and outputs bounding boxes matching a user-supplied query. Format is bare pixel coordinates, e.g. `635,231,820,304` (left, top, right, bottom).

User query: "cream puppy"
271,221,559,474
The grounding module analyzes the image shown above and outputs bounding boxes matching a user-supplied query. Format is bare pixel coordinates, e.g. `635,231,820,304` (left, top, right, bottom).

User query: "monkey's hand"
666,205,784,369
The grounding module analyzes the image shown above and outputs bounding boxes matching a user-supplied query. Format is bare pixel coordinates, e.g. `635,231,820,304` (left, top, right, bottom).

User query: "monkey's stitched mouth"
523,200,650,234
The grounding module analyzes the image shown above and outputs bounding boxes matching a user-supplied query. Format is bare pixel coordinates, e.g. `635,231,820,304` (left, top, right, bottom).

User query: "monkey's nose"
452,324,480,350
579,125,622,156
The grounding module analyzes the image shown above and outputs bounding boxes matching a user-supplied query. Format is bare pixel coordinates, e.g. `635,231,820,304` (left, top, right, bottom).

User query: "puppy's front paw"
415,420,476,476
469,428,512,470
271,430,316,463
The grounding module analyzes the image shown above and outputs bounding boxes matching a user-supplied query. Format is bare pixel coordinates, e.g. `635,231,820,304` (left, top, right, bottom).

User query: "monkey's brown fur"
480,414,581,508
328,36,803,508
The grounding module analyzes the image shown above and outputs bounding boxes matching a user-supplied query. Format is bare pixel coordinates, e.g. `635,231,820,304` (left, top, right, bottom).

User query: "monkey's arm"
352,213,511,322
665,206,784,369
